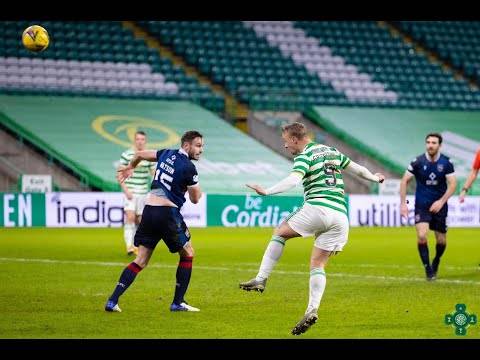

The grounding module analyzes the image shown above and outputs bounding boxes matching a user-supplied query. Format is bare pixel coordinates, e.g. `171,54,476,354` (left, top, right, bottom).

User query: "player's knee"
417,236,428,244
184,247,195,258
179,243,194,258
131,259,147,270
134,256,149,268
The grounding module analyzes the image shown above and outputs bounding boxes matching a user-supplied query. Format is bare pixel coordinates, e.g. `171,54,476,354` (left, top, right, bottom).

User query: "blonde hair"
281,122,307,139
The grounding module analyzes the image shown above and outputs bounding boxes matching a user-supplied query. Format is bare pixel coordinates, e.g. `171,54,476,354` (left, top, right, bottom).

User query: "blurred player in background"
118,131,156,256
400,133,457,281
240,122,385,335
105,131,203,313
459,148,480,203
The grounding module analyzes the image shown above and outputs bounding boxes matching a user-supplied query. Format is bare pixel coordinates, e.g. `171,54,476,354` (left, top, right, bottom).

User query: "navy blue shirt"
407,153,455,208
151,148,199,209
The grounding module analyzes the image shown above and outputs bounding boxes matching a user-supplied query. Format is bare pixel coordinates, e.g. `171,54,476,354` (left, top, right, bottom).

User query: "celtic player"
239,122,385,335
118,131,156,256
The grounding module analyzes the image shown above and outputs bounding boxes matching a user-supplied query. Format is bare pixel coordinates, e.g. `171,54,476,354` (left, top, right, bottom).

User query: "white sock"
124,223,135,249
256,235,286,281
307,268,326,313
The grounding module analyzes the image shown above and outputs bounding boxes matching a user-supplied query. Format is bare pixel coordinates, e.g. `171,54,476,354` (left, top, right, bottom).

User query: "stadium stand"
307,106,480,194
139,21,480,111
138,21,348,111
0,94,299,194
0,21,225,113
394,21,480,84
292,21,480,110
2,21,480,194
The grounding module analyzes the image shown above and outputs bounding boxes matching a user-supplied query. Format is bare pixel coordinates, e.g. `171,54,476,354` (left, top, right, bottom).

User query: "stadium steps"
122,21,250,122
0,127,90,192
381,21,479,91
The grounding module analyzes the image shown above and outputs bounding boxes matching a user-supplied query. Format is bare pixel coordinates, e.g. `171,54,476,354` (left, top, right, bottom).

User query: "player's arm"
130,150,157,166
459,151,480,203
430,174,457,213
117,150,157,183
400,171,414,208
186,167,202,204
247,153,309,196
247,172,303,196
459,168,479,202
117,153,133,199
119,180,133,200
400,159,417,218
343,161,385,183
187,184,202,204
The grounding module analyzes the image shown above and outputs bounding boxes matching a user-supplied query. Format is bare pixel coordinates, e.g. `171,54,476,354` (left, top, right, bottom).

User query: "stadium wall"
2,192,480,228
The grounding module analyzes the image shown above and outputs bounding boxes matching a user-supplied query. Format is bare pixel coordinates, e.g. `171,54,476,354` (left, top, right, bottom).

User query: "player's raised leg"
432,231,447,278
105,245,153,312
415,223,434,280
239,221,299,292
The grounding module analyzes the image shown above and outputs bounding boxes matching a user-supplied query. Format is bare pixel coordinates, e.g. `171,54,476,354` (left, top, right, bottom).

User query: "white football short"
124,193,147,216
287,202,349,252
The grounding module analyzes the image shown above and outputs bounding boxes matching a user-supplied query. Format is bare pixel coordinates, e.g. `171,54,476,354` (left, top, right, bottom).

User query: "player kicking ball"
105,131,204,313
239,123,385,335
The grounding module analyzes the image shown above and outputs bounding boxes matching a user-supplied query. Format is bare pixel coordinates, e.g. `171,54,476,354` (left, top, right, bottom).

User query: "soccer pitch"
0,227,479,339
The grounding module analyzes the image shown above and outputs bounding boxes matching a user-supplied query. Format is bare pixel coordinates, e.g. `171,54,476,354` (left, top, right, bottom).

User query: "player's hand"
400,203,409,219
117,165,133,183
459,190,466,203
246,183,267,196
125,191,133,201
429,200,444,214
375,173,385,183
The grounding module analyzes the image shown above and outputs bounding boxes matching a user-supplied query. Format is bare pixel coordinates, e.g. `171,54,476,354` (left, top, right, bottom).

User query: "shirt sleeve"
185,165,199,187
119,152,129,166
292,154,310,178
407,157,418,175
445,158,455,175
339,153,351,169
473,150,480,170
156,149,164,161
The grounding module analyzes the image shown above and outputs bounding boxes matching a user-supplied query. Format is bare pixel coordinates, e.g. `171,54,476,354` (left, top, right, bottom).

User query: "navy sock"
173,256,193,305
432,243,446,268
417,243,431,270
109,262,142,303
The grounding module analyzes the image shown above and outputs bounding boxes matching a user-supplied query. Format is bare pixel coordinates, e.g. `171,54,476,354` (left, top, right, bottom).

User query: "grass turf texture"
0,227,479,338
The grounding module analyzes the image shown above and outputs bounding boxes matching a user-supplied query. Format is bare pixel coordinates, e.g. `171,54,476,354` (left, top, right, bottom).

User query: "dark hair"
425,132,442,144
135,130,146,137
181,130,203,145
281,122,307,139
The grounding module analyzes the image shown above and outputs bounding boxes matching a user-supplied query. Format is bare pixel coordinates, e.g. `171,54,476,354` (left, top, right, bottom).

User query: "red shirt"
473,149,480,170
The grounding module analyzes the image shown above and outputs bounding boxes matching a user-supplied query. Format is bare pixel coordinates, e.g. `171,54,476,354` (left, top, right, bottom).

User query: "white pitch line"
230,262,480,271
0,257,479,286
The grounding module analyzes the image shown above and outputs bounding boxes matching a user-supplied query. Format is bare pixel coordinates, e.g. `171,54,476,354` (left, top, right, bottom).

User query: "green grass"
0,227,479,338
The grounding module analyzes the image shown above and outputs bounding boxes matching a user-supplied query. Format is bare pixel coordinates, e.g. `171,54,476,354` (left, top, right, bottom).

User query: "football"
22,25,50,52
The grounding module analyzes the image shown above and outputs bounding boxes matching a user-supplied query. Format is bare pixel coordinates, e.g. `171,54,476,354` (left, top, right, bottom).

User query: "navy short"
134,205,191,253
414,203,448,234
